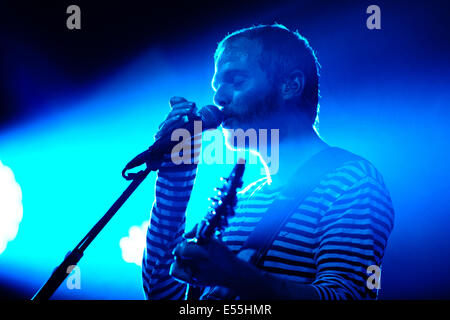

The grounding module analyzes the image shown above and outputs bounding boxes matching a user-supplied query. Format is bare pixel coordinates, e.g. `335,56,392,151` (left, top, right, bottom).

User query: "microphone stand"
32,163,155,301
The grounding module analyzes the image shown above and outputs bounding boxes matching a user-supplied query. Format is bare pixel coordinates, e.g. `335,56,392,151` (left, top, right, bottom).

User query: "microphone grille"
199,105,224,130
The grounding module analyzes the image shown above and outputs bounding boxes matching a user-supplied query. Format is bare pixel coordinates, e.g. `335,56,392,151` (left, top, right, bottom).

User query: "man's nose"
213,85,232,108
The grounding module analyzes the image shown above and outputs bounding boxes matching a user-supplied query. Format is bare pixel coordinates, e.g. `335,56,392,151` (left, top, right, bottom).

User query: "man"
142,24,394,300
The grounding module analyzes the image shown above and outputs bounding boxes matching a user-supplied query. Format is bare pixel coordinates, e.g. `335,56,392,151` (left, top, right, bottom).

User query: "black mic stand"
32,161,156,301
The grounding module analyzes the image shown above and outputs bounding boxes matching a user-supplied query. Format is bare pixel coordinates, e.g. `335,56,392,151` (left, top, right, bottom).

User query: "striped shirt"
142,149,394,300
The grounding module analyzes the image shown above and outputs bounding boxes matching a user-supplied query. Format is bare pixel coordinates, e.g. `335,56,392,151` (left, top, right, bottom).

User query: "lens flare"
0,161,23,255
119,220,148,266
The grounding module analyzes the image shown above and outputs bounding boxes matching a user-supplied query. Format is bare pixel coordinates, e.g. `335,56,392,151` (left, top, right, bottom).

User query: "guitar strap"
238,146,362,266
200,146,362,300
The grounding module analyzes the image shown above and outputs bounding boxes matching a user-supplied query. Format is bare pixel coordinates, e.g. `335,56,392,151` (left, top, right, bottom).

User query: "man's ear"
281,70,305,100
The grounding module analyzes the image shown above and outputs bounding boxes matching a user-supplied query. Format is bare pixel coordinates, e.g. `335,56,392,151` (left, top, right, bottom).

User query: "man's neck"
264,130,328,188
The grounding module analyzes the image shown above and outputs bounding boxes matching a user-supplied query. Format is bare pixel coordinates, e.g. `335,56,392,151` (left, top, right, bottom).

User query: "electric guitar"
170,162,245,298
194,161,245,243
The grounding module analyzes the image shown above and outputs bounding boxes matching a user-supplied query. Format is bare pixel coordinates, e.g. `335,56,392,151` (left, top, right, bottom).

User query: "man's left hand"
170,235,239,288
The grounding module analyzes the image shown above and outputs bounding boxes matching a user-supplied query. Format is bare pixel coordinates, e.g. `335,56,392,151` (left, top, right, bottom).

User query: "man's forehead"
216,38,262,68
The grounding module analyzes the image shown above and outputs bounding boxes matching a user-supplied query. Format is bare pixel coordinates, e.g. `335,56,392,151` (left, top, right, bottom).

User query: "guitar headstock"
195,161,245,242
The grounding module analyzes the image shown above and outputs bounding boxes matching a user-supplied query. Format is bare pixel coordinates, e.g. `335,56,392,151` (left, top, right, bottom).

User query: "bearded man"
141,24,394,300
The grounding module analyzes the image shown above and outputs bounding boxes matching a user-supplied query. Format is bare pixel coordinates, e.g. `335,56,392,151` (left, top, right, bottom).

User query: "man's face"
212,38,280,131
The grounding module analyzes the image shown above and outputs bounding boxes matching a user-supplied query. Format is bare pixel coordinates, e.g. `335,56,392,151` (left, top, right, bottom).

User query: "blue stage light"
0,161,23,255
119,220,148,266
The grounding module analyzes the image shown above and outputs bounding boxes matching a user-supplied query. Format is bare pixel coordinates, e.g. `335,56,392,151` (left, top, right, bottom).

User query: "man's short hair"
214,24,321,127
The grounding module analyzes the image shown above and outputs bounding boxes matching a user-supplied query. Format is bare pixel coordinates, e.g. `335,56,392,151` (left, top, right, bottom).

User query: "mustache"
221,93,279,118
222,107,254,119
221,109,240,121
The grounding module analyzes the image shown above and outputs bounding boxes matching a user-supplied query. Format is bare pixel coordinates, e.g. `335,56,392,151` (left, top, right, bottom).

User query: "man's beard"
227,88,281,130
222,88,282,155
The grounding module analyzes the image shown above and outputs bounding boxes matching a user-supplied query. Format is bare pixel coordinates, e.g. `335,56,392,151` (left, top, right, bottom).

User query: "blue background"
0,0,449,299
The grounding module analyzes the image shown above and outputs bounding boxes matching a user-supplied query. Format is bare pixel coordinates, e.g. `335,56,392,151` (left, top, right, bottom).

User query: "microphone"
124,105,223,172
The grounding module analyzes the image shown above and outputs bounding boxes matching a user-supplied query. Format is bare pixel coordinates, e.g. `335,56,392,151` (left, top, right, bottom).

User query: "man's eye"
233,76,246,87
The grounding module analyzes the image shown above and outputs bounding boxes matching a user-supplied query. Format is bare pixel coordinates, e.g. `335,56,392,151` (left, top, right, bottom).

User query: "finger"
171,101,195,111
172,241,189,258
173,241,209,260
160,103,194,127
169,107,194,117
165,113,190,129
183,224,198,239
169,96,188,108
169,259,194,284
184,243,209,260
157,115,183,133
158,113,180,129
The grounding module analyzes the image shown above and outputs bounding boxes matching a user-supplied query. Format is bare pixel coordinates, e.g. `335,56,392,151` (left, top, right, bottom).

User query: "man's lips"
222,109,242,119
221,111,235,125
221,110,234,119
221,109,249,128
222,118,234,127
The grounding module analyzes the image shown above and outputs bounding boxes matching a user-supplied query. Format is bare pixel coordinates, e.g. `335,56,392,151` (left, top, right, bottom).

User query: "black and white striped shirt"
142,151,394,300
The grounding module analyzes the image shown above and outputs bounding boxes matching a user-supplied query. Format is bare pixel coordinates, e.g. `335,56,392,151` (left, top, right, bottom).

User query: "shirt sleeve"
142,135,200,300
311,174,394,300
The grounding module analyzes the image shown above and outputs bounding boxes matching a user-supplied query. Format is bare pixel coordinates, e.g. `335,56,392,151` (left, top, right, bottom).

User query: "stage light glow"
222,128,272,184
0,160,23,255
119,220,148,266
